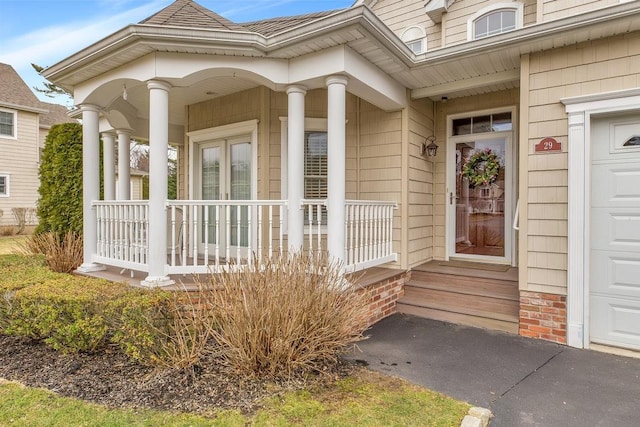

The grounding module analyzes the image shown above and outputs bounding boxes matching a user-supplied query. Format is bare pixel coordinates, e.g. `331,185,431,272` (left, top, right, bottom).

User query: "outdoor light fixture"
422,136,439,158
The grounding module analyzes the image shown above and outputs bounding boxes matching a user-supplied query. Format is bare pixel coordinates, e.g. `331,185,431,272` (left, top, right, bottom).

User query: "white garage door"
590,113,640,350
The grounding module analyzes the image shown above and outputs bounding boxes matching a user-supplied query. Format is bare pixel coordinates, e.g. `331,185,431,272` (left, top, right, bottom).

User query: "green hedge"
0,254,173,359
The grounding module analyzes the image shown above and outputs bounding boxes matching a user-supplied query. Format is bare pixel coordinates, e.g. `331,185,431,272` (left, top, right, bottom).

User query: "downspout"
356,97,361,198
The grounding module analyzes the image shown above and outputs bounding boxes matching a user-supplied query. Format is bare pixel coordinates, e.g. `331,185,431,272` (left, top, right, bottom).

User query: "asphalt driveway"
345,314,640,426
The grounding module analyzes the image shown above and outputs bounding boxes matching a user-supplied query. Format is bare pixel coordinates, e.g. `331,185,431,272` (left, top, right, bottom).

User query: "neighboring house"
43,0,640,353
0,63,75,229
116,168,148,200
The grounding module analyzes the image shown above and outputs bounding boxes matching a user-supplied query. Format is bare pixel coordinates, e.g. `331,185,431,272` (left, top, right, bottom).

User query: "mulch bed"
0,334,352,416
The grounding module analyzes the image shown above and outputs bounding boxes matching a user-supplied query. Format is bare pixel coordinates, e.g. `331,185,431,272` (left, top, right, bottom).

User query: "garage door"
590,113,640,350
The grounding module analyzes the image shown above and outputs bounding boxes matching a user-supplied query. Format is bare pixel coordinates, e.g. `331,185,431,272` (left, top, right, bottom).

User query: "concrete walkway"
345,314,640,426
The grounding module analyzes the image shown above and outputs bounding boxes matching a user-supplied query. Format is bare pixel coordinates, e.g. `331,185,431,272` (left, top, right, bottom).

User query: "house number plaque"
534,137,562,153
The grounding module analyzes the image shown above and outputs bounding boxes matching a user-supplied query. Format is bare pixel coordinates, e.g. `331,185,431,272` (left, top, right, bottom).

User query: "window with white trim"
401,25,427,54
468,3,523,41
0,109,16,138
0,175,9,197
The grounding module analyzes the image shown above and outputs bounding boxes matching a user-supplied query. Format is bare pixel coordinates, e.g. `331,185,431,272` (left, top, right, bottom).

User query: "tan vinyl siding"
407,97,435,267
524,30,640,294
359,99,403,266
541,0,619,22
0,110,40,226
370,0,442,50
433,88,519,260
444,0,536,46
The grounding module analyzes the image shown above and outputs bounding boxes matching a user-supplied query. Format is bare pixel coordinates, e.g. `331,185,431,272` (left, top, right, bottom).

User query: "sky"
0,0,355,106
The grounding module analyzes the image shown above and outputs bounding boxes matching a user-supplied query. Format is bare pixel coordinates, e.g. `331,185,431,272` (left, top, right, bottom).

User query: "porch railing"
94,201,150,272
166,200,286,274
93,199,397,276
301,199,398,273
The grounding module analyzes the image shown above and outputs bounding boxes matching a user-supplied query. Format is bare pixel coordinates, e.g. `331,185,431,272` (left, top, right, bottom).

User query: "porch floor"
398,260,520,333
75,264,404,291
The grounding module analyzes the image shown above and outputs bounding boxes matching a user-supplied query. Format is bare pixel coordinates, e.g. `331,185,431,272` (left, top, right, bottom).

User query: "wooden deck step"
398,260,520,334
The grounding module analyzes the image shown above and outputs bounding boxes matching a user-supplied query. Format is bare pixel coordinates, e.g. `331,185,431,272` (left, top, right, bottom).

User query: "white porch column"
286,85,306,252
102,132,115,200
77,105,105,272
117,129,131,200
326,76,348,265
142,80,173,287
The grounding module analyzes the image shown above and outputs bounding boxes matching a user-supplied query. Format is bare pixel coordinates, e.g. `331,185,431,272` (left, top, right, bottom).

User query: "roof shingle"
140,0,246,31
0,63,43,110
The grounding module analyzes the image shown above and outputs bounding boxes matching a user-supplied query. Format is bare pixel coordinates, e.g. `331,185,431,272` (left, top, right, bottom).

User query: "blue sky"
0,0,354,105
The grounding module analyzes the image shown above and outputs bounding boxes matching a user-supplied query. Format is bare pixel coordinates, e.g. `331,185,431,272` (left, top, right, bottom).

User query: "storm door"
447,111,515,264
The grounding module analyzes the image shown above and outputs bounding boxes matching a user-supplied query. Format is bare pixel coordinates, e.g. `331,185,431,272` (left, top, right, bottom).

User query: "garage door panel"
590,209,640,251
590,296,640,350
590,114,640,351
591,163,640,208
590,251,640,297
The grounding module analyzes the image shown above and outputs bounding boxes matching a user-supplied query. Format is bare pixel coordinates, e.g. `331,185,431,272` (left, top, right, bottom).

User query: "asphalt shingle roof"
39,102,75,127
139,0,345,37
241,10,344,37
0,63,43,110
140,0,246,31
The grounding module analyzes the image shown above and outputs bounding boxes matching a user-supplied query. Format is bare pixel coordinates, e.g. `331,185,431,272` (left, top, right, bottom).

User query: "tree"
31,63,72,100
36,123,84,235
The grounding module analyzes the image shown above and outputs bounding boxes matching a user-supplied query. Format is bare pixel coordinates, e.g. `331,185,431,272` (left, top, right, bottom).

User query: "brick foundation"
519,291,567,344
360,271,409,326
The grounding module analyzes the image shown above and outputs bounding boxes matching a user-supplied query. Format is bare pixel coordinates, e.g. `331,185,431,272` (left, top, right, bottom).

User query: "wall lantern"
422,136,439,158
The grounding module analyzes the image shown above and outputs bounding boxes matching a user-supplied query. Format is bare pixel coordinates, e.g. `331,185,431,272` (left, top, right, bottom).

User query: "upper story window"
0,109,16,138
468,3,523,41
401,26,427,54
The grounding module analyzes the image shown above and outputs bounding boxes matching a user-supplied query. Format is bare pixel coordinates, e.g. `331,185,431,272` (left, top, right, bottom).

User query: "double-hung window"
0,110,16,138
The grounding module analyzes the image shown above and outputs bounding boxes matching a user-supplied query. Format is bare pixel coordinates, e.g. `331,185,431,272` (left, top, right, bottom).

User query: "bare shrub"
0,226,16,237
11,208,27,235
20,232,83,273
202,253,370,378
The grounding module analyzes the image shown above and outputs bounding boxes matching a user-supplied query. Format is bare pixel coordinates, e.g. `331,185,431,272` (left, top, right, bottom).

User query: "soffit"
44,2,640,103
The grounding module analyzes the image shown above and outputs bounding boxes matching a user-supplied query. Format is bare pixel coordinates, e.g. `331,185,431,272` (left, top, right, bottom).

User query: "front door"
447,110,515,264
199,137,252,257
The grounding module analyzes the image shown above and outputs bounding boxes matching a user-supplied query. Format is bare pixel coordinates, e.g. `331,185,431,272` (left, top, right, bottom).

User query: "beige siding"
523,31,640,294
407,97,435,267
0,110,40,227
359,99,403,266
444,0,537,46
541,0,619,22
371,0,442,50
432,88,520,260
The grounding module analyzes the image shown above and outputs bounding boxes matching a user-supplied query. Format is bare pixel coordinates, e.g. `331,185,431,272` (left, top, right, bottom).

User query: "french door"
447,132,514,264
199,137,252,256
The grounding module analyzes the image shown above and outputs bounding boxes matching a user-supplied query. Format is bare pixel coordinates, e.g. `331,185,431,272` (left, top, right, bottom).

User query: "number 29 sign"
534,137,562,153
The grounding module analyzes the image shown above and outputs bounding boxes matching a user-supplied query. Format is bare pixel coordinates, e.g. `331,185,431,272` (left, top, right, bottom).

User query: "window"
401,26,427,54
0,110,16,138
304,131,328,200
467,3,523,41
0,175,9,197
452,112,512,136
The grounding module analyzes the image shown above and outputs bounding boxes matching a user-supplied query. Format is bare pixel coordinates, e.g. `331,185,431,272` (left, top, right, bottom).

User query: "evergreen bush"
36,123,84,235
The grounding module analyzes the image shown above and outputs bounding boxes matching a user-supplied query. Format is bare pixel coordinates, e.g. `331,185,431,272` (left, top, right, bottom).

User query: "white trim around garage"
562,88,640,349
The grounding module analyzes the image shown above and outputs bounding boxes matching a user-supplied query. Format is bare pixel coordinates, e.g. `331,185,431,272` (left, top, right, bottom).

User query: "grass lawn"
0,369,470,426
0,235,27,255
